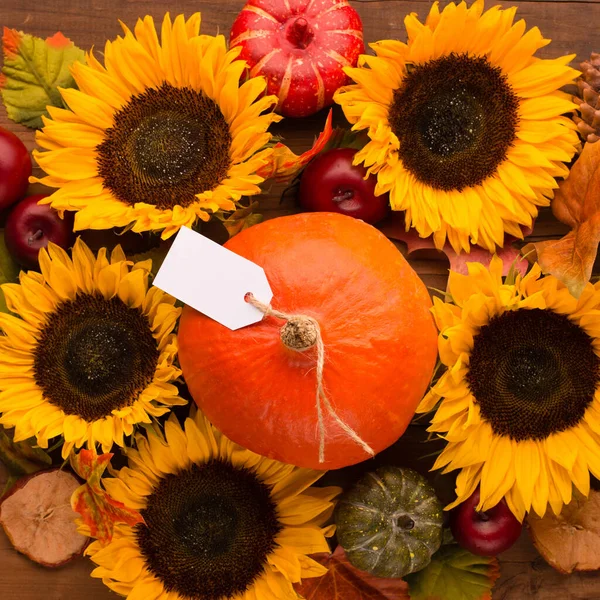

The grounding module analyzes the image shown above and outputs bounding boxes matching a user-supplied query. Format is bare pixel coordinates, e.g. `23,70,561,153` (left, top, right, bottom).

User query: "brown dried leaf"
526,142,600,297
527,489,600,574
295,546,410,600
380,214,529,279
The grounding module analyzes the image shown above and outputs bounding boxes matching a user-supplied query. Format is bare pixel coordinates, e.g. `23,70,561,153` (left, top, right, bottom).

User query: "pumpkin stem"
245,292,375,464
280,316,318,351
286,17,314,50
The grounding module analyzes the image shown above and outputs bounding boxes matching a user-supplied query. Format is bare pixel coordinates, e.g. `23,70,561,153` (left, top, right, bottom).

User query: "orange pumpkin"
178,213,437,469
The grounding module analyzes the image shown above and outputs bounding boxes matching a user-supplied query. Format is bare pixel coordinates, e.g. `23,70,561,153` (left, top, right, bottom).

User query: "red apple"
298,148,390,224
450,487,523,556
0,126,31,210
5,195,74,270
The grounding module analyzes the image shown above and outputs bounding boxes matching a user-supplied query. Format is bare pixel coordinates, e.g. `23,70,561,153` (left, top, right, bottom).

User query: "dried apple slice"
527,490,600,574
0,468,88,567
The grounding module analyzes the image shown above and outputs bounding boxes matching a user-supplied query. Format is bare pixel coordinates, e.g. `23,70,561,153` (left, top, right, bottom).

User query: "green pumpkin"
335,466,443,578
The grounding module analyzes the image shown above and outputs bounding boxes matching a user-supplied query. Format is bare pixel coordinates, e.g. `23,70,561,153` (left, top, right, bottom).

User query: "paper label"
153,226,273,330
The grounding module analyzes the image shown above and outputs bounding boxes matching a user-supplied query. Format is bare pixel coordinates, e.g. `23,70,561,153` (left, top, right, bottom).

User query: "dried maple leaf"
258,110,333,182
528,490,600,574
295,546,409,600
1,27,85,128
524,142,600,298
69,449,144,545
380,214,529,279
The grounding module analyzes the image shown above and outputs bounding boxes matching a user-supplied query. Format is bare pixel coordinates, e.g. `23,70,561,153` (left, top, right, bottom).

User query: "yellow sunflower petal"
87,407,336,600
423,255,600,520
0,238,181,460
335,0,578,252
35,11,279,239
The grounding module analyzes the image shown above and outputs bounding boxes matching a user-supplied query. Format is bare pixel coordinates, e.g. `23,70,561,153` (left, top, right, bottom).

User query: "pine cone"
574,53,600,143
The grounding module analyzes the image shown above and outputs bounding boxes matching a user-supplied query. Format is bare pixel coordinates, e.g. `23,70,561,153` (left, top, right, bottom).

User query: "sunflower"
334,0,580,253
418,257,600,521
86,410,339,599
0,238,184,459
31,13,280,239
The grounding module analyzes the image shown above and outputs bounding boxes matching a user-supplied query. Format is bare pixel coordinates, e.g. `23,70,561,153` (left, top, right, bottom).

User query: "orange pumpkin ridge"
178,212,438,470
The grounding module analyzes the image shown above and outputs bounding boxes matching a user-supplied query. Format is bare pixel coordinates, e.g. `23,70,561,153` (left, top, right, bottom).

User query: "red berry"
298,148,390,224
0,126,31,210
230,0,364,118
450,487,523,556
5,195,74,270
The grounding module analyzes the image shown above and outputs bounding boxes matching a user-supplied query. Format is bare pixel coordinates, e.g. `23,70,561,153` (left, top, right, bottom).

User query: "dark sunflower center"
33,294,159,421
389,53,519,191
467,308,600,441
97,83,232,210
136,460,282,600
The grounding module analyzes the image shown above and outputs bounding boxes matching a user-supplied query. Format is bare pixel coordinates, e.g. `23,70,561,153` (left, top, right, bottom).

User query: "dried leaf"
1,28,85,128
528,489,600,574
0,427,52,497
0,429,51,473
295,546,410,600
525,142,600,298
70,449,144,545
405,545,500,600
380,214,529,279
258,110,334,182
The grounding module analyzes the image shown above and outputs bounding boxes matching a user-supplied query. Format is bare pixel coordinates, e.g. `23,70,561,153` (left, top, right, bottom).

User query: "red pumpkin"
178,213,437,469
230,0,364,118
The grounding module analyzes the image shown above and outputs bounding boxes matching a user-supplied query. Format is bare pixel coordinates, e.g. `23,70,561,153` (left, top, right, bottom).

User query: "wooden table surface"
1,0,599,598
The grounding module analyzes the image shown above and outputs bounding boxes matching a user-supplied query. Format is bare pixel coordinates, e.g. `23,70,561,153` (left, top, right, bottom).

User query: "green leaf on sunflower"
405,545,500,600
1,28,85,128
130,243,173,277
70,449,144,545
0,230,20,313
218,201,263,239
323,127,370,152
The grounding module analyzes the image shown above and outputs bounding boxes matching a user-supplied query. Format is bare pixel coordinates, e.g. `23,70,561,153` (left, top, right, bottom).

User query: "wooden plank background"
0,0,599,598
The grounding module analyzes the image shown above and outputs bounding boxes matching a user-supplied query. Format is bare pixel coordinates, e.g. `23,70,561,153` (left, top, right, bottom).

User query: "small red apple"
0,126,32,210
5,195,74,270
450,487,523,556
298,148,390,225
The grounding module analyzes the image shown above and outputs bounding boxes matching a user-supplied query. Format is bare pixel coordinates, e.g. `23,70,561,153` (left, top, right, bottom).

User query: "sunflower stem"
46,437,65,454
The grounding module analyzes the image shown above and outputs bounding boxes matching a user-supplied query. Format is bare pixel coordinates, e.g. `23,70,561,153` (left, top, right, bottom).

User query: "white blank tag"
153,227,273,330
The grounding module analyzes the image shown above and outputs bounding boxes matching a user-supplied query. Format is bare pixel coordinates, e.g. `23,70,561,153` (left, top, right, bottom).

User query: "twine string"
246,293,375,463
